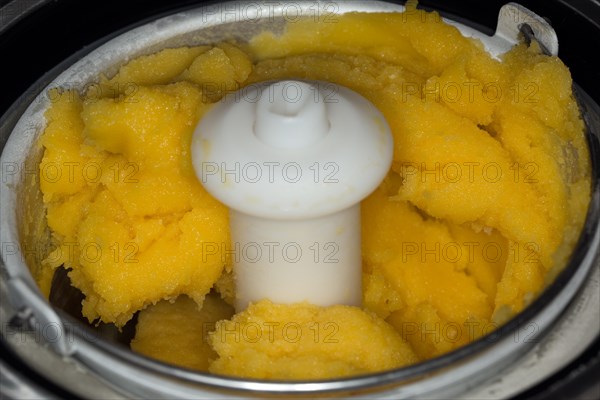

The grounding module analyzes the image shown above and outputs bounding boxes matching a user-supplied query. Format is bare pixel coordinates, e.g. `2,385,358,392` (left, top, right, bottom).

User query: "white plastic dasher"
192,80,393,311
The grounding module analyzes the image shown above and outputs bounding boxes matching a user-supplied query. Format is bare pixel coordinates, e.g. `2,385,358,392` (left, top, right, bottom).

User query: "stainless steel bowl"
1,1,599,398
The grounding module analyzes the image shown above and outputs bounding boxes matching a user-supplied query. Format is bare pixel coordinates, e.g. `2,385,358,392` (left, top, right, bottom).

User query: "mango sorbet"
209,300,418,379
36,3,590,379
131,294,234,371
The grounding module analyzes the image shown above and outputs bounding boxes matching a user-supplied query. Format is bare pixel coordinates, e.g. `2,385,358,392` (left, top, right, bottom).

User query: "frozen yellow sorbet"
131,294,233,371
39,82,233,326
209,300,418,379
36,2,590,378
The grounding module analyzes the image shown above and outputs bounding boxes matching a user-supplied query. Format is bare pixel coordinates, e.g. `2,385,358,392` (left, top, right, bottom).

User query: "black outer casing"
1,0,599,115
0,1,599,399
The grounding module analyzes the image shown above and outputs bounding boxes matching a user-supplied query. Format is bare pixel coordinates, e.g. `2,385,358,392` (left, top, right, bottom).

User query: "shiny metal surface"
495,2,559,55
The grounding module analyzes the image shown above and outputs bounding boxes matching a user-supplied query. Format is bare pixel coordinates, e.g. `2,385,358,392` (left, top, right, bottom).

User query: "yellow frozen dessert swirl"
35,3,590,379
